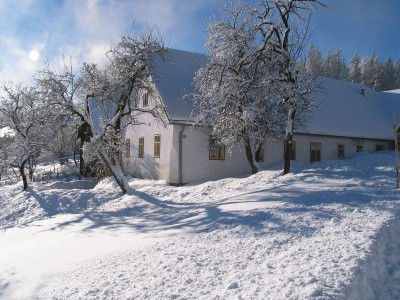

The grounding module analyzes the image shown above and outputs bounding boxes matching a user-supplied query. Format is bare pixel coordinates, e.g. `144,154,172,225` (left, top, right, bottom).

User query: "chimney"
361,88,365,96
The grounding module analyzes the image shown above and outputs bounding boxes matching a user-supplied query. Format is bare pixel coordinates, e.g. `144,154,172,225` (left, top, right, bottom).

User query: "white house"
121,49,400,185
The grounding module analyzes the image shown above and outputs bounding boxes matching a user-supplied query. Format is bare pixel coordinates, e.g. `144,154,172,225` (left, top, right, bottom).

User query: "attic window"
143,93,149,106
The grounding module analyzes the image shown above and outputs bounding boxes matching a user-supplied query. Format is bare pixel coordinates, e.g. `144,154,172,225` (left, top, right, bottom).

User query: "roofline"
169,120,200,126
168,116,394,141
294,131,393,141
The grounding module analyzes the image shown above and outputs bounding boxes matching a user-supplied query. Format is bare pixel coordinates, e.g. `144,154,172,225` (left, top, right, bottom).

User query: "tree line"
302,44,400,91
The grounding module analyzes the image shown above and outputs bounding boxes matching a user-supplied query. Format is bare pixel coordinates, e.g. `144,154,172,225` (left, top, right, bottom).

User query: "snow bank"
1,151,400,299
342,215,400,299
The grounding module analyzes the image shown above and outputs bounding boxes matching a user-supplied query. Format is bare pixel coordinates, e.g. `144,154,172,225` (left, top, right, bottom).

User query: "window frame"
338,144,345,159
291,141,296,161
310,142,321,163
257,143,265,162
142,93,149,107
138,137,144,158
154,134,161,158
125,138,131,157
356,144,363,152
209,136,225,160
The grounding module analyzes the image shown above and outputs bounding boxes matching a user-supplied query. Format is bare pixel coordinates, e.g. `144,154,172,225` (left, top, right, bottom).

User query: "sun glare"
29,50,40,62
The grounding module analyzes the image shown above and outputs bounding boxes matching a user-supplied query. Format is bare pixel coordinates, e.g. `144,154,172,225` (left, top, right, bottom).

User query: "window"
356,144,363,152
338,144,345,159
138,137,144,158
291,141,296,160
142,93,149,107
154,134,161,158
310,142,321,163
376,144,384,152
283,141,296,160
256,144,264,162
125,138,131,157
209,136,225,160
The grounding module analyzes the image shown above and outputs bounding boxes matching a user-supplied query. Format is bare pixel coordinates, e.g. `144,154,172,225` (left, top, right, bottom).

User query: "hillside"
1,151,400,299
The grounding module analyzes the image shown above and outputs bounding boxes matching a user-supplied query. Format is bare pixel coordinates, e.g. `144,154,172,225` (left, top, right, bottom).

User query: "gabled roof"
153,49,207,122
154,49,400,140
302,78,400,140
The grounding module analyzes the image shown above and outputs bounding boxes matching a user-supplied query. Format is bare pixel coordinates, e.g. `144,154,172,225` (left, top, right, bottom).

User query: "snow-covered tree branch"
253,0,327,174
0,83,52,190
36,25,167,194
190,0,326,175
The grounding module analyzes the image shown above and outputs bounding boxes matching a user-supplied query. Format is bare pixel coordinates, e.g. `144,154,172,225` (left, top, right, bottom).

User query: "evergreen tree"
380,56,397,91
371,52,384,91
349,52,362,83
330,49,348,80
323,49,333,78
305,44,324,75
361,55,374,88
395,58,400,89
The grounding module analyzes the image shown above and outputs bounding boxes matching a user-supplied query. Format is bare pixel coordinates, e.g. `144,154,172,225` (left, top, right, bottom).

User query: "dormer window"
142,93,149,107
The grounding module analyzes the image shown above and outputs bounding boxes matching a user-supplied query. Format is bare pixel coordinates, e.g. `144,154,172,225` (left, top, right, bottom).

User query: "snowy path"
1,151,400,299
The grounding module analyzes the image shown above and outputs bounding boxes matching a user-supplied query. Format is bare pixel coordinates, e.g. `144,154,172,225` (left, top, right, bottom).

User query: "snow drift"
0,151,400,299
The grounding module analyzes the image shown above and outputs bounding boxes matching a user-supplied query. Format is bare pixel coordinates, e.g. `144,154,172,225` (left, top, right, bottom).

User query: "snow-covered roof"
154,49,400,140
301,78,400,140
153,49,207,121
384,89,400,94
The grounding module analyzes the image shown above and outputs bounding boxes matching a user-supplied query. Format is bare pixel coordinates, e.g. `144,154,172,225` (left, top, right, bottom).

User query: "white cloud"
0,37,42,84
86,42,110,65
0,0,216,85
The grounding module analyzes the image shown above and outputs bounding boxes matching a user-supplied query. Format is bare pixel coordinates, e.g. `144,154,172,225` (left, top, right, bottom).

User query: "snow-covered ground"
1,151,400,299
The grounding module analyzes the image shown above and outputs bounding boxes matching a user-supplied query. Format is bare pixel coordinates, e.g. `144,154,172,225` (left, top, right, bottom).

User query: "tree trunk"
98,148,131,195
244,138,258,174
283,106,296,175
78,122,93,177
283,135,292,175
109,156,130,195
19,162,28,191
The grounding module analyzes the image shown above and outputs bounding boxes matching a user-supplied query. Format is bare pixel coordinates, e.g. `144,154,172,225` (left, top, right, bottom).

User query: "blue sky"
0,0,399,84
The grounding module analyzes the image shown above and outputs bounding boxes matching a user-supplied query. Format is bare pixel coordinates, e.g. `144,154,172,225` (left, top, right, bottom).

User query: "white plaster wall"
179,127,392,183
293,134,391,164
121,90,174,181
182,126,260,183
121,83,392,184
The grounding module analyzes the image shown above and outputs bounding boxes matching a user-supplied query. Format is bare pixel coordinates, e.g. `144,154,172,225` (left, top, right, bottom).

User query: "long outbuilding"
121,49,400,185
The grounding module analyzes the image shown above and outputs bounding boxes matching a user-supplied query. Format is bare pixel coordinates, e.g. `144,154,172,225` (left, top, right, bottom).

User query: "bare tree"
36,26,167,194
254,0,327,174
190,3,286,174
0,83,51,190
191,0,326,175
